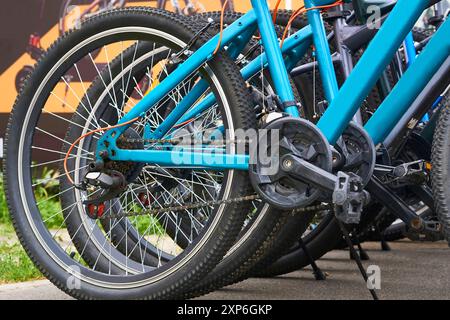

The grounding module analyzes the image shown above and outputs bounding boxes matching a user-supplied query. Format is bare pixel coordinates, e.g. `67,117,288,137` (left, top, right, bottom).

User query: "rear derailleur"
75,161,127,219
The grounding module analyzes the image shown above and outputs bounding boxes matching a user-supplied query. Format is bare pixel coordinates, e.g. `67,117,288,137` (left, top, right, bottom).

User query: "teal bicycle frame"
98,0,450,170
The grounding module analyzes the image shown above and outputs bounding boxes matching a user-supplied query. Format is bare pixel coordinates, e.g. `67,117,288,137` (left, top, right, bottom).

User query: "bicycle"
59,0,234,34
15,0,235,92
5,0,449,299
183,7,432,285
241,3,447,279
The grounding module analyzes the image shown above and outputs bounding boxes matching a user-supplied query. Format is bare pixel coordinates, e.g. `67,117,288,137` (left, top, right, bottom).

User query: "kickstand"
381,239,391,251
349,237,370,261
337,220,379,300
299,238,326,280
376,226,391,251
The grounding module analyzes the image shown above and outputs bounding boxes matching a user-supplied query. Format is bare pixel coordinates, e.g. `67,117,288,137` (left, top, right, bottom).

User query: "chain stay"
124,138,249,146
97,137,330,220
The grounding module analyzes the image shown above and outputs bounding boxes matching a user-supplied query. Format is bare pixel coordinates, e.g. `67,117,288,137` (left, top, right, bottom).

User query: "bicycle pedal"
406,220,444,242
333,172,370,225
375,160,429,187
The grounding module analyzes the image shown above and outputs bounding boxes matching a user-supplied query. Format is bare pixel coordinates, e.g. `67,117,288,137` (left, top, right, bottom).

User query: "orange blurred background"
0,0,304,114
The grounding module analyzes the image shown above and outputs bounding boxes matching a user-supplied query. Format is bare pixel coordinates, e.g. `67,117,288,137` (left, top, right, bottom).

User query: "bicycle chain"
101,193,331,220
124,138,249,146
98,138,332,220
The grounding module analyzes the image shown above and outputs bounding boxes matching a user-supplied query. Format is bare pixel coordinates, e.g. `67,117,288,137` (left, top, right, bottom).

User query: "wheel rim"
16,26,240,288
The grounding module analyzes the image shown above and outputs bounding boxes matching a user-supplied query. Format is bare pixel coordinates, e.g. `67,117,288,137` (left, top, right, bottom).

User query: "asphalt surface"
0,241,449,300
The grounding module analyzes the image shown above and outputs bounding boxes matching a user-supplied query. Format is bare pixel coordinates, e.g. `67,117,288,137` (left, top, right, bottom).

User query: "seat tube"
304,0,339,102
251,0,299,117
404,32,417,68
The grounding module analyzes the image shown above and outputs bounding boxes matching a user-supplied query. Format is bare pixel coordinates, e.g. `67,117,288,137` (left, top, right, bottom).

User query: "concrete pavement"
0,241,449,300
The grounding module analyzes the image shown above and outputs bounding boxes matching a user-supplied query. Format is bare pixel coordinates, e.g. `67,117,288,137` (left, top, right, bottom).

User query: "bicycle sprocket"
249,117,333,210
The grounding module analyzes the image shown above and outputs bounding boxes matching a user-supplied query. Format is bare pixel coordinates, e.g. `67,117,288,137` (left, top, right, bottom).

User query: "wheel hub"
105,127,145,183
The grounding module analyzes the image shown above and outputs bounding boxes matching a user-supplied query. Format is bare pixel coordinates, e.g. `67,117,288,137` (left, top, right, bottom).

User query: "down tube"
316,0,428,144
365,18,450,145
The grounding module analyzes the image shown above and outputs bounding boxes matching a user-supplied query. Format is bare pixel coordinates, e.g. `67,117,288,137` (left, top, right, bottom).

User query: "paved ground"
0,241,449,300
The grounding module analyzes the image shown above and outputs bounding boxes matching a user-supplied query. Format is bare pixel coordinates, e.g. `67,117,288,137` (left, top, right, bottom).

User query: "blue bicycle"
4,0,449,299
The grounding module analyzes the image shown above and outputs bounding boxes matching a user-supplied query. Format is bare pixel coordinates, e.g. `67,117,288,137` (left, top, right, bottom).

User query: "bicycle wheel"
163,0,234,16
431,93,450,245
78,11,313,299
61,34,293,285
59,0,126,35
4,8,256,299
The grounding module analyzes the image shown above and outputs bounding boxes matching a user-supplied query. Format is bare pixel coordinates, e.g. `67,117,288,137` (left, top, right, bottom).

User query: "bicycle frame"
98,0,450,170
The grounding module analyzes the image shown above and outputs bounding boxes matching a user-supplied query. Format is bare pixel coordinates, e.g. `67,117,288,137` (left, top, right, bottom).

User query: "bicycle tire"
5,7,257,300
59,0,127,36
431,93,450,245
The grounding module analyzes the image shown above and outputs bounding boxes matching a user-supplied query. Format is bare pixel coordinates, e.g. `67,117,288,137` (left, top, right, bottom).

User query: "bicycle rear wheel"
59,0,126,35
162,0,234,15
5,8,255,300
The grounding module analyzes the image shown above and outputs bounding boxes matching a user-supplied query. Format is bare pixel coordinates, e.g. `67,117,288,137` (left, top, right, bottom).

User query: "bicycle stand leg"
348,237,370,261
357,240,370,261
299,238,326,281
381,239,391,251
337,220,379,300
376,226,391,251
350,245,370,260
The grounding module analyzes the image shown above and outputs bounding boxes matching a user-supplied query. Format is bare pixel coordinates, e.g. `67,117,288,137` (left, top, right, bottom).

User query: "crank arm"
280,154,369,224
408,185,435,211
281,154,337,192
367,176,425,230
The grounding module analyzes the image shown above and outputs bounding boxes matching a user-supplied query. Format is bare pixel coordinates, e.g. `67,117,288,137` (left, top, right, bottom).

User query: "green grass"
0,173,55,284
0,242,43,284
0,170,64,229
0,169,168,284
0,180,10,225
0,222,43,284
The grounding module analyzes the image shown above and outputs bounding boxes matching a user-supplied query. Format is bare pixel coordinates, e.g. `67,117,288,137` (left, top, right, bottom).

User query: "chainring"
249,117,332,210
338,122,376,186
